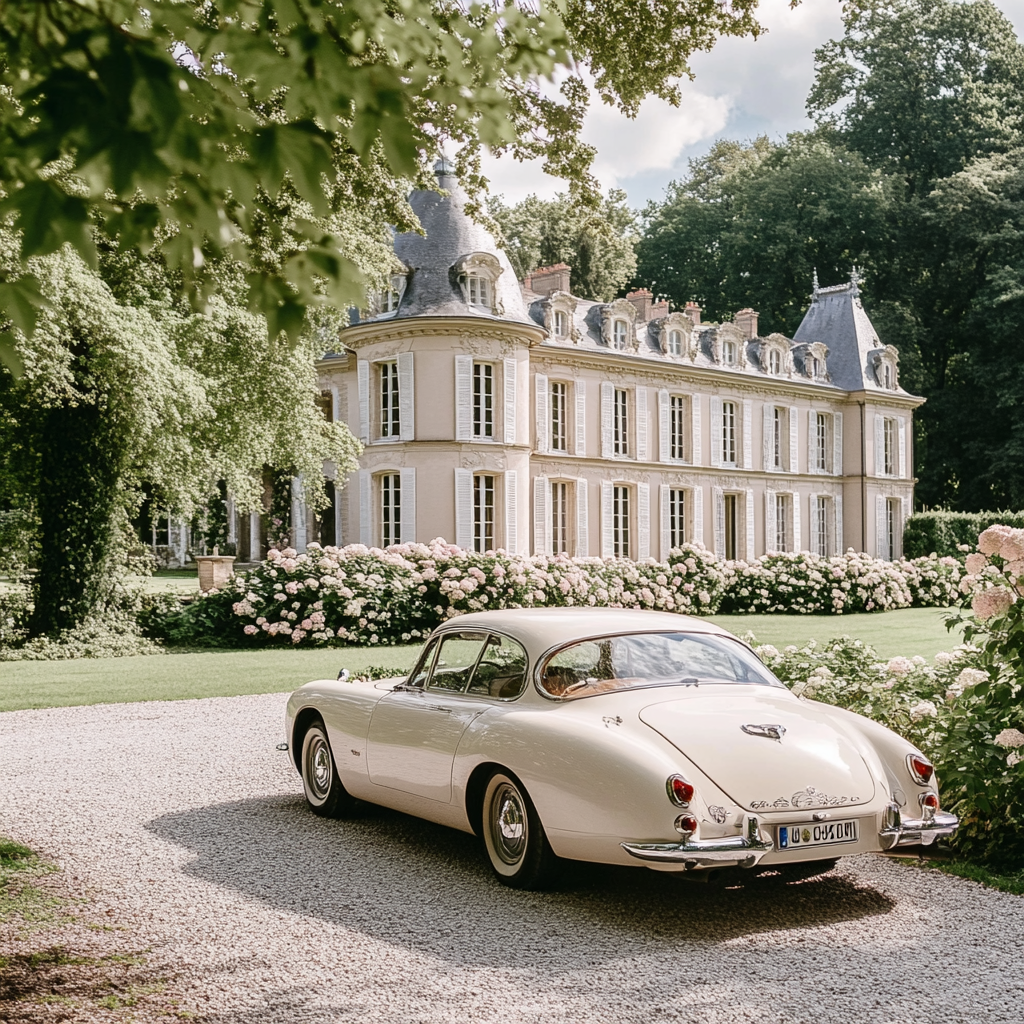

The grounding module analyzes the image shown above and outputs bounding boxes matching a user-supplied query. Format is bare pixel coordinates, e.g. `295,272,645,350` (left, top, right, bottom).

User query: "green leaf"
0,276,48,337
0,332,24,377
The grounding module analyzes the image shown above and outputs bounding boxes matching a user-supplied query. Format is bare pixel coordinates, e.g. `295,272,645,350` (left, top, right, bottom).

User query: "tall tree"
491,190,638,301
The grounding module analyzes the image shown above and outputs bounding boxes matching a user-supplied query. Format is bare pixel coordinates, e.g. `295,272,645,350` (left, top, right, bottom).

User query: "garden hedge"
904,510,1024,558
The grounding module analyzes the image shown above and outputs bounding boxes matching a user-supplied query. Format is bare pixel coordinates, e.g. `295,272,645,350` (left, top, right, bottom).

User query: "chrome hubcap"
306,735,332,799
490,782,527,865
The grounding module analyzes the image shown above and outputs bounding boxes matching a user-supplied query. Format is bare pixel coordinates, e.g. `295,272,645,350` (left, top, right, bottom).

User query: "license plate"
777,819,859,850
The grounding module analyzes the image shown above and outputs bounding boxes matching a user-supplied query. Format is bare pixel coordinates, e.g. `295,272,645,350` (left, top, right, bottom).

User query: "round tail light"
674,814,698,836
907,753,934,785
667,775,695,806
919,792,940,814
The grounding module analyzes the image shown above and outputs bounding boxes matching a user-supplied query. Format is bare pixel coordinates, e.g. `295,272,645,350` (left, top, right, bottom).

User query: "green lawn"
0,606,964,714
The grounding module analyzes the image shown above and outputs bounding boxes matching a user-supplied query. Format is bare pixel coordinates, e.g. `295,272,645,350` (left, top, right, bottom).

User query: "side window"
428,633,489,692
467,634,529,700
407,638,439,689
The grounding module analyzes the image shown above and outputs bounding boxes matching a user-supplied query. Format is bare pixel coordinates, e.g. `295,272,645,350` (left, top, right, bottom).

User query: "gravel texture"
2,692,1023,1024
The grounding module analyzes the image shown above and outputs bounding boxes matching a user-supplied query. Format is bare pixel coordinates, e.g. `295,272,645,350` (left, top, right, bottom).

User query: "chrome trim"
879,806,958,848
666,774,693,807
275,742,289,751
906,751,934,786
741,723,786,742
622,816,773,867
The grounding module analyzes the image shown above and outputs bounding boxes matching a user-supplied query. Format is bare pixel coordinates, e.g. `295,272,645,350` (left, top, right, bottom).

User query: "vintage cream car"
282,609,957,889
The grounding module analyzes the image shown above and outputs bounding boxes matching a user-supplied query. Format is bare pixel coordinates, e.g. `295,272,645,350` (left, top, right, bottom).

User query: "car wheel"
300,721,355,818
481,771,559,890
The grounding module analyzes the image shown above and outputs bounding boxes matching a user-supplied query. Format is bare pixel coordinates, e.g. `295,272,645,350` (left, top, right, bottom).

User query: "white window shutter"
900,496,910,558
833,411,843,476
600,481,614,558
358,469,371,546
898,416,907,478
765,489,777,553
658,390,670,463
330,384,343,425
397,351,415,441
600,381,614,459
874,414,884,476
710,397,723,468
574,380,586,457
788,406,799,473
454,355,473,441
791,490,801,553
504,470,518,553
690,394,702,465
291,475,307,552
637,483,650,560
659,484,671,558
534,372,549,453
533,475,550,556
399,468,416,544
636,387,648,461
808,410,817,474
763,403,774,471
503,358,517,445
357,360,370,442
876,494,888,559
742,400,753,469
713,486,725,558
835,492,843,555
745,488,755,561
454,468,473,549
575,478,589,556
692,486,704,546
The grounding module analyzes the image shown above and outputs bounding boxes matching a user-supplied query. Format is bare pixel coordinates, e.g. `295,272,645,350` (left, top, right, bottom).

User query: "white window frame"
613,319,628,350
883,417,896,476
551,480,570,555
612,485,631,558
813,495,829,555
550,381,568,453
721,400,737,466
667,488,686,549
466,275,491,309
378,361,400,439
668,329,683,356
773,408,783,469
775,492,789,552
613,388,629,457
380,473,401,547
723,340,736,365
669,394,687,461
769,349,781,374
816,412,828,472
473,362,494,439
473,474,495,553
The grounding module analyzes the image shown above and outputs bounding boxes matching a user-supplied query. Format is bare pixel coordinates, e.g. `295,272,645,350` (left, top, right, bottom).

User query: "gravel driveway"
2,693,1022,1024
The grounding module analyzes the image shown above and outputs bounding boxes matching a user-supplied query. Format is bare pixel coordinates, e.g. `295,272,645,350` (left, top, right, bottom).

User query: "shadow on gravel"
147,794,896,971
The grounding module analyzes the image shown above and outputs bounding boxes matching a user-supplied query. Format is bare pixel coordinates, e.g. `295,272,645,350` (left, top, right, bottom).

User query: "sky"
481,0,1024,209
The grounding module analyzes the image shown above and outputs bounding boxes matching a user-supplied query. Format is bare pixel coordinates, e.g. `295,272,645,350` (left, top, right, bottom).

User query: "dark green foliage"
904,511,1024,558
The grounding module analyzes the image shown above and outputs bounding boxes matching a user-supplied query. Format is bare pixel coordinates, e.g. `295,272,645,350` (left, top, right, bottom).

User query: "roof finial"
849,265,861,297
812,267,819,298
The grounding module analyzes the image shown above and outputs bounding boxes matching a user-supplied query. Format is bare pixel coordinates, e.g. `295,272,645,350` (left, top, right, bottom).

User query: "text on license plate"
777,819,859,849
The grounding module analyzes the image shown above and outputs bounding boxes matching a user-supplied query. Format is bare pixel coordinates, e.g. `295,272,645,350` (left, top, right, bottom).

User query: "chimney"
527,262,572,297
684,301,702,326
734,307,759,339
649,298,669,321
625,288,653,322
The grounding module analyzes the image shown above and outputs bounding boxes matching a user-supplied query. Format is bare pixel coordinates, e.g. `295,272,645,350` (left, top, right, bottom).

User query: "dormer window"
884,363,893,388
554,309,568,337
811,356,821,377
453,251,503,314
369,269,408,318
613,320,628,350
723,340,736,365
668,330,683,356
871,345,900,390
466,275,491,308
768,349,781,374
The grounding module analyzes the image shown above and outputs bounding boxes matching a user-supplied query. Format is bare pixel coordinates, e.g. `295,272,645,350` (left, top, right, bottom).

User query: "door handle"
423,705,453,714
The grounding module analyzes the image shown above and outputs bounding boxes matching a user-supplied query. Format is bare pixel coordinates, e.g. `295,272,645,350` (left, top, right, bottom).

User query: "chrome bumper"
622,816,773,868
879,808,958,849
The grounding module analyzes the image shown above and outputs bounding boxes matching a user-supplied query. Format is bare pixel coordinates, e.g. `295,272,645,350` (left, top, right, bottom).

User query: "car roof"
433,608,734,656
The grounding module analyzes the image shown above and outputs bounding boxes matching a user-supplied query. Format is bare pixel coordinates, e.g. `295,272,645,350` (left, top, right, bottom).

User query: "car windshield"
540,631,781,699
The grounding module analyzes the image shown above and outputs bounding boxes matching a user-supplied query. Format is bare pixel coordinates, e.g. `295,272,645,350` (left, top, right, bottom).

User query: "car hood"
639,687,876,812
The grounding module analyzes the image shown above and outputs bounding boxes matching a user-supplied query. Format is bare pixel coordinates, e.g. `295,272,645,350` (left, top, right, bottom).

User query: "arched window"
723,340,736,365
613,319,627,350
768,349,781,374
466,275,491,308
668,330,682,356
554,309,568,337
884,363,893,389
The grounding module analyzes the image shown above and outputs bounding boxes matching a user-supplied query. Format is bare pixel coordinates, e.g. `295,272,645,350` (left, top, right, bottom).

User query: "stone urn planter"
195,548,236,592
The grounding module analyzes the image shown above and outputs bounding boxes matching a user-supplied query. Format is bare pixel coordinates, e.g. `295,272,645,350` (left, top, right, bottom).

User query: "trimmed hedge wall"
904,511,1024,558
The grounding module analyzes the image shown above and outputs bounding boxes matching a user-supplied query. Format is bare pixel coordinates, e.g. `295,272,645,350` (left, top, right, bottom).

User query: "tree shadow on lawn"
146,794,896,971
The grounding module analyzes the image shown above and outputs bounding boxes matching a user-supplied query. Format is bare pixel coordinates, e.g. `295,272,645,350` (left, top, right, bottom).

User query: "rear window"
540,631,780,699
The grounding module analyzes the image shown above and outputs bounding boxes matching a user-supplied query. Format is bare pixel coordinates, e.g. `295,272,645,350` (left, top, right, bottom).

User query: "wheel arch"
465,761,525,838
291,706,325,772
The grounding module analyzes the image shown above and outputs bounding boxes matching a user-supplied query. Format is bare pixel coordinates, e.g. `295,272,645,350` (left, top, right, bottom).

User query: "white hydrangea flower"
909,700,938,721
1008,751,1022,768
933,651,954,667
994,728,1024,749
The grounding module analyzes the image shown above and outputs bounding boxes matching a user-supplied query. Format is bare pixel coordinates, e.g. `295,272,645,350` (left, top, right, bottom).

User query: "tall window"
551,481,569,554
814,496,828,555
667,489,686,549
722,401,737,465
670,395,687,460
550,381,568,452
724,493,738,560
613,319,628,350
775,493,789,552
613,388,629,456
380,474,401,547
379,361,400,437
772,407,783,469
768,349,781,374
723,340,736,365
883,417,896,475
810,356,822,378
668,330,683,356
473,474,494,552
885,497,900,560
613,485,630,557
884,363,894,389
554,309,568,337
467,276,491,308
473,363,493,438
816,413,828,472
